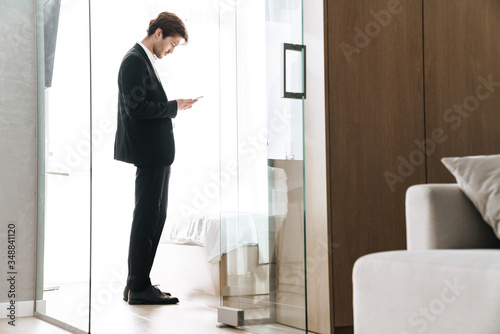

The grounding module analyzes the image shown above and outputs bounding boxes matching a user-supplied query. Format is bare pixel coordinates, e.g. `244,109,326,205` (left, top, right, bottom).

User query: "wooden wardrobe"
324,0,500,331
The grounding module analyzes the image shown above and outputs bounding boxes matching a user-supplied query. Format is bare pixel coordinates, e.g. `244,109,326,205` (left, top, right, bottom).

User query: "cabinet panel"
424,0,500,183
326,0,425,326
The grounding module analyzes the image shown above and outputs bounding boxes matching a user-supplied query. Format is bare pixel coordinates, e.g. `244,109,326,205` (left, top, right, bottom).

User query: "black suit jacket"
114,43,178,166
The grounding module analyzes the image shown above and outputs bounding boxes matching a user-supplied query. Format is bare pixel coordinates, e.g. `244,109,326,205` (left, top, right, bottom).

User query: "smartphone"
193,96,204,101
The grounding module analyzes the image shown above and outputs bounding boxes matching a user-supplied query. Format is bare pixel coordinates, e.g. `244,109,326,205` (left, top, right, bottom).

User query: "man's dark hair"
147,12,189,44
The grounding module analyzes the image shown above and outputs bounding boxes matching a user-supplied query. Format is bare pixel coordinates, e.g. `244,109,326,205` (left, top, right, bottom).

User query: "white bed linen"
163,212,259,264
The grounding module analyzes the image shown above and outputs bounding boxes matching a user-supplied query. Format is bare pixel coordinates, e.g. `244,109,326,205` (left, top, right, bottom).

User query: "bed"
153,167,288,308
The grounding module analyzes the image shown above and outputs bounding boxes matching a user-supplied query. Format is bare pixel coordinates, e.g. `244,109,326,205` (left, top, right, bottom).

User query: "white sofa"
353,184,500,334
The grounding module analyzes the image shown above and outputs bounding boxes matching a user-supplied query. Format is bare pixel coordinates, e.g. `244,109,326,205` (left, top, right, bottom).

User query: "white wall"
0,0,37,306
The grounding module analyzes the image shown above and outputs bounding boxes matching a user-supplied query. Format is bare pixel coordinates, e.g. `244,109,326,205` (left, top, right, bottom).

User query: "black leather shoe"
123,285,171,302
128,285,179,305
123,286,129,301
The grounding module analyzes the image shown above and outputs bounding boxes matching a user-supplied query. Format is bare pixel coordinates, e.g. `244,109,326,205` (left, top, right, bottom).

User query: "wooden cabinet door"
325,0,425,327
424,0,500,183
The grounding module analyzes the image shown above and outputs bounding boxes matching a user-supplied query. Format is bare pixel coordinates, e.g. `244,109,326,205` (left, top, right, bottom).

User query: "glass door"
220,0,307,332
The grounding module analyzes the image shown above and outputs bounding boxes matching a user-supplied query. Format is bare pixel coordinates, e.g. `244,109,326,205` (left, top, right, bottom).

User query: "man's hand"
176,99,197,111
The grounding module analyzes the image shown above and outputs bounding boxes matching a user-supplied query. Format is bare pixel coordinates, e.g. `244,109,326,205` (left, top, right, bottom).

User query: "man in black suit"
114,12,196,305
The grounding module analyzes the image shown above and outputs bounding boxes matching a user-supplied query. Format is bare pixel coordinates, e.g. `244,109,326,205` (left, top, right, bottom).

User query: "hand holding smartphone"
176,97,203,110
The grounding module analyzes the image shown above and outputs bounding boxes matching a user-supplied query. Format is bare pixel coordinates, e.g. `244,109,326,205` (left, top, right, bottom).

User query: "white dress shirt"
138,42,175,127
138,42,161,81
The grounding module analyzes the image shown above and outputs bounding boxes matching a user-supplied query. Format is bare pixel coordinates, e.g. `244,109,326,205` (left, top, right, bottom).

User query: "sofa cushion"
442,154,500,239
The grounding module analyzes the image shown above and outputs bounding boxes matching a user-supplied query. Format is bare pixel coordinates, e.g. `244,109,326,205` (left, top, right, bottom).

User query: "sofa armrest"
406,184,500,250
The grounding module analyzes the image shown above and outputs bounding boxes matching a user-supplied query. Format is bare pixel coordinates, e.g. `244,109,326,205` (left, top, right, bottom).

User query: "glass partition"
88,1,222,332
35,0,91,332
220,0,307,332
36,0,306,333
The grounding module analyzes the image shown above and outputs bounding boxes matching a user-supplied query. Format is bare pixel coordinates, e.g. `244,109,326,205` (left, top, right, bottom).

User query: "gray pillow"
442,154,500,238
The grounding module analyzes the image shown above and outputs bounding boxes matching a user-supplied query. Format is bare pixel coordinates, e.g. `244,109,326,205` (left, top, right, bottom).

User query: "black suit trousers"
127,165,171,291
